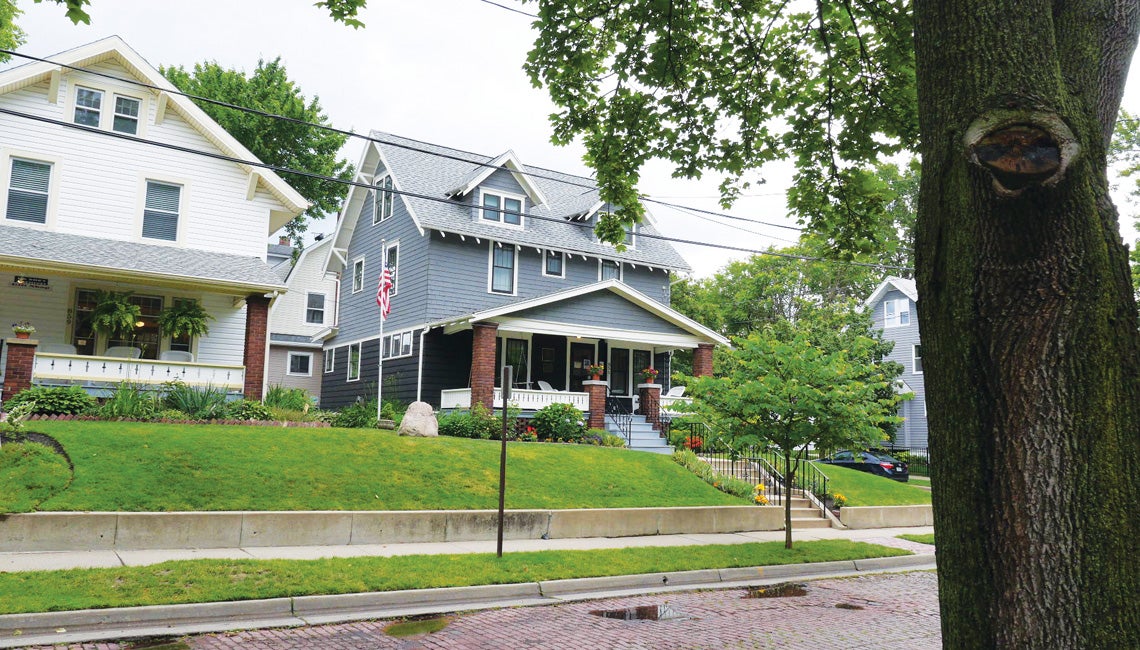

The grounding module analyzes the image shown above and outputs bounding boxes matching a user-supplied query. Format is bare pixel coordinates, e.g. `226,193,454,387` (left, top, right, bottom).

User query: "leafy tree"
27,0,368,26
162,59,353,248
687,328,900,549
526,1,1140,646
0,1,25,61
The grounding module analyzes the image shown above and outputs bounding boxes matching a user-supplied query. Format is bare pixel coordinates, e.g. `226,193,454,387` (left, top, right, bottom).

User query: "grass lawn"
0,540,908,614
898,533,935,545
0,442,72,513
16,421,745,511
811,462,933,506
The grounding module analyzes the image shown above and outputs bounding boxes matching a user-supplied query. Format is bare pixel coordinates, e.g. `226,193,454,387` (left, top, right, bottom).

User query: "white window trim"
72,85,103,128
884,298,910,328
305,292,326,325
479,189,526,229
111,93,142,135
287,351,313,377
69,82,148,136
347,342,362,382
542,249,565,278
135,173,188,245
351,257,365,294
324,348,335,373
372,173,395,225
913,344,924,375
2,151,61,229
487,241,519,296
499,333,533,388
382,329,415,360
598,258,624,282
385,240,400,297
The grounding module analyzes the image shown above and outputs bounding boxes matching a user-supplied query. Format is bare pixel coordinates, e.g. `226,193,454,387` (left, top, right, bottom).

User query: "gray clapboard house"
318,132,726,444
865,276,926,448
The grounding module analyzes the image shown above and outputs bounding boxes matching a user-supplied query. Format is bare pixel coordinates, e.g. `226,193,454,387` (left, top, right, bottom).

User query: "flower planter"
14,331,30,339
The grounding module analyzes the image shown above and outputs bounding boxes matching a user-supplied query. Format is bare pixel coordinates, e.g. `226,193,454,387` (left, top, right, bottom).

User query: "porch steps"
610,415,674,454
700,456,830,528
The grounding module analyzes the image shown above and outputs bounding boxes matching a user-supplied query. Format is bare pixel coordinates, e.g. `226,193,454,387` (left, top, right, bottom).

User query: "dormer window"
373,174,394,224
884,298,911,327
74,87,102,127
481,191,523,227
113,95,141,134
624,222,637,248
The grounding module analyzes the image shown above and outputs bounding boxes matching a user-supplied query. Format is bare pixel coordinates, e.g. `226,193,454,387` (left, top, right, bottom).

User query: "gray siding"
870,287,926,447
424,233,671,322
320,335,422,410
513,291,690,335
267,346,323,403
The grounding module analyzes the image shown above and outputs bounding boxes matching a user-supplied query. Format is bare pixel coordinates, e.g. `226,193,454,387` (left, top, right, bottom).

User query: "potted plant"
11,321,35,339
586,362,605,380
639,367,660,383
157,299,213,340
90,290,141,342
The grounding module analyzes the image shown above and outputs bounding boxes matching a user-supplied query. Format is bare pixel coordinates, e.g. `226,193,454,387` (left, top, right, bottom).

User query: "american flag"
376,267,393,320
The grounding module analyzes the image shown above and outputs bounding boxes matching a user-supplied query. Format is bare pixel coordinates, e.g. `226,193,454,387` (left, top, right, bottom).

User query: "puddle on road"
589,604,686,621
123,637,189,650
835,602,865,610
745,583,809,599
383,615,451,637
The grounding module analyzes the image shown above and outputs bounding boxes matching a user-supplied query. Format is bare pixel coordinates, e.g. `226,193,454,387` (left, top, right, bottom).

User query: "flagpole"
377,239,386,423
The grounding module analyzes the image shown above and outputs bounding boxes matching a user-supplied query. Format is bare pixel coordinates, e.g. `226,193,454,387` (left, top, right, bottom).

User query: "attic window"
481,191,524,227
373,174,395,224
113,95,141,134
74,87,103,127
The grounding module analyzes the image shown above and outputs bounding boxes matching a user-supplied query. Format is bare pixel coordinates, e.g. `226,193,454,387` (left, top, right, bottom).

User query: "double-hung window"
884,298,911,328
324,349,335,373
347,342,361,381
543,250,564,278
913,344,924,374
74,87,103,127
385,242,399,296
113,95,141,134
490,244,516,294
305,293,326,325
373,175,395,224
351,258,365,293
6,159,51,224
482,192,523,226
142,181,181,241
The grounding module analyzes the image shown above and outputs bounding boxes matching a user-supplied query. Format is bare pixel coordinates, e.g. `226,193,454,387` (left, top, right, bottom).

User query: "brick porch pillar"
638,382,662,431
2,338,37,404
243,294,271,400
470,322,499,411
583,379,607,429
693,343,715,377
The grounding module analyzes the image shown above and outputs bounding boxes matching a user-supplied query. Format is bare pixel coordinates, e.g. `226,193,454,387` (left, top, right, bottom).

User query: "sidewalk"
0,525,934,572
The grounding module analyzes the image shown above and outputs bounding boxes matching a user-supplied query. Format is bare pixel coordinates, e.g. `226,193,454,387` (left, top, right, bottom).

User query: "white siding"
0,60,283,257
268,240,339,338
195,293,246,366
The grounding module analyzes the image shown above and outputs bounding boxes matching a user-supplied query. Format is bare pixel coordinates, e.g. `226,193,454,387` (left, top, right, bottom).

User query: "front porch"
440,386,590,412
31,351,246,395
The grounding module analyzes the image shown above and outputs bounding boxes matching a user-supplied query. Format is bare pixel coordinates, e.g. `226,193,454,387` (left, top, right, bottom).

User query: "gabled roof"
0,36,308,233
0,223,285,294
328,131,690,272
429,279,729,347
864,276,918,308
446,150,548,206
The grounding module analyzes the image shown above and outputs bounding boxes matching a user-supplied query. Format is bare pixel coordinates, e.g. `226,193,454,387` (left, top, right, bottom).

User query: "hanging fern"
157,300,213,339
89,291,141,340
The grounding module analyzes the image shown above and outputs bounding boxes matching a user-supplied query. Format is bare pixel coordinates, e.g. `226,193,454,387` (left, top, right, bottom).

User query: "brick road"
37,571,941,649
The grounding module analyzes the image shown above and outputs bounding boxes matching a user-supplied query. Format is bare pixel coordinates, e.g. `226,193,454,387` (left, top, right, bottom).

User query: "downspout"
416,326,429,403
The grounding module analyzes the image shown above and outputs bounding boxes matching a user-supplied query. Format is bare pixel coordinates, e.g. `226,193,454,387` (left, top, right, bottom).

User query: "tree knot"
965,111,1078,198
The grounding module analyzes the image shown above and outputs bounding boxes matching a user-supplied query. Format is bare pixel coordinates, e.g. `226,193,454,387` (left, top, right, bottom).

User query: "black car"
817,450,910,482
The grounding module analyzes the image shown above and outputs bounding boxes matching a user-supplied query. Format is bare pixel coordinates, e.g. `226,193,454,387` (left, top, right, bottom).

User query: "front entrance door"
569,342,595,392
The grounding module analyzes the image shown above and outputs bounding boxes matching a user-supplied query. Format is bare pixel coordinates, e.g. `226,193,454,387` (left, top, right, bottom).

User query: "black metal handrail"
605,388,633,446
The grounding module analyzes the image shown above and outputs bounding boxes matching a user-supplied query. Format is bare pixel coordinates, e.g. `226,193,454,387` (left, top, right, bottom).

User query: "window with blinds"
142,181,181,241
6,159,51,224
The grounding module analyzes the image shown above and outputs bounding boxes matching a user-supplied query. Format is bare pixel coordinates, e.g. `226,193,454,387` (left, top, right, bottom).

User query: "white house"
266,235,338,402
865,276,926,447
0,37,307,402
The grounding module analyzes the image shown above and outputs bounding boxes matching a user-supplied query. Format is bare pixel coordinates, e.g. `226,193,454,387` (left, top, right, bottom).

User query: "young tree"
525,2,1140,646
687,327,899,549
162,59,353,248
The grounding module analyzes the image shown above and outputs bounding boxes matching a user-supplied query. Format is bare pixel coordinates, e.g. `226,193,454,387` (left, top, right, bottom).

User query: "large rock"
397,401,438,437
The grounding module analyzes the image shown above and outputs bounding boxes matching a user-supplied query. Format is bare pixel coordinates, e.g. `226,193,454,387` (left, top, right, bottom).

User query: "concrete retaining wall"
839,505,934,529
0,506,787,552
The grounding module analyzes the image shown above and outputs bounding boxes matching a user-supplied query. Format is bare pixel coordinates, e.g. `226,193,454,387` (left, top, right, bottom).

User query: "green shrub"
531,402,586,442
228,400,272,421
438,403,498,439
264,385,311,411
97,383,159,420
330,399,379,428
5,386,95,415
163,381,228,420
154,409,189,421
672,449,754,500
594,430,626,447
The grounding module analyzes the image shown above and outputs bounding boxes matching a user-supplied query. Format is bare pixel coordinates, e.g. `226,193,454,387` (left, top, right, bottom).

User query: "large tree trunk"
913,1,1140,647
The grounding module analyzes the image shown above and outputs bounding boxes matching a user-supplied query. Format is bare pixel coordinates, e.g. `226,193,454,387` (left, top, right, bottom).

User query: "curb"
0,553,936,648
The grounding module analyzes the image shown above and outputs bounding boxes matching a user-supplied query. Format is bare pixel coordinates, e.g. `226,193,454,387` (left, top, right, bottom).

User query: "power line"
0,47,806,235
475,0,537,18
0,104,911,273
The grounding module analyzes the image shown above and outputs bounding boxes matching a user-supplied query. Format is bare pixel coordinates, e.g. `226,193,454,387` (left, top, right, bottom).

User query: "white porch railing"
440,387,590,411
33,353,245,393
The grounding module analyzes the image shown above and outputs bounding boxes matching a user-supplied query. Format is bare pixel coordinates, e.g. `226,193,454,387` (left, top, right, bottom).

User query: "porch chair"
160,350,194,362
104,346,142,359
536,380,558,392
664,385,686,398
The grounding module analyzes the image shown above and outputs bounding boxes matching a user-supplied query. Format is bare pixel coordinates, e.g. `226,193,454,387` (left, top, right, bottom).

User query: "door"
569,342,595,392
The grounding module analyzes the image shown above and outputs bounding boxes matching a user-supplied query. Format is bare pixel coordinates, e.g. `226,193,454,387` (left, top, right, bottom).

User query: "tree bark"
913,1,1140,647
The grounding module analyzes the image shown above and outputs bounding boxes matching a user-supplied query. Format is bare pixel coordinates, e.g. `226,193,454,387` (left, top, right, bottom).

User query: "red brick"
639,383,661,430
693,343,715,377
470,322,499,411
2,338,38,402
243,295,271,400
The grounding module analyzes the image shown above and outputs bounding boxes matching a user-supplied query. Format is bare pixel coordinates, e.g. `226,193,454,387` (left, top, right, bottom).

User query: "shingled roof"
370,132,692,272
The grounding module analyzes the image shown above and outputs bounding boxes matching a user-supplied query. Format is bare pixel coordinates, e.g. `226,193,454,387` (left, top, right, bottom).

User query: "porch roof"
0,224,287,294
429,279,730,348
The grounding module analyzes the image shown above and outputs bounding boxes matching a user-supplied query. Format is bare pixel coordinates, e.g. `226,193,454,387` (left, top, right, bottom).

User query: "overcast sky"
8,0,1140,277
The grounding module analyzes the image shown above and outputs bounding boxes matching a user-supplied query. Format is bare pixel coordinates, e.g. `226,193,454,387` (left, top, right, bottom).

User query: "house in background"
0,36,307,403
265,236,338,403
318,132,726,449
865,276,926,448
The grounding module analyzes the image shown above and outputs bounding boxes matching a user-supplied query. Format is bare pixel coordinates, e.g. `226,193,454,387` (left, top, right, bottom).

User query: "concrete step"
789,517,833,529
